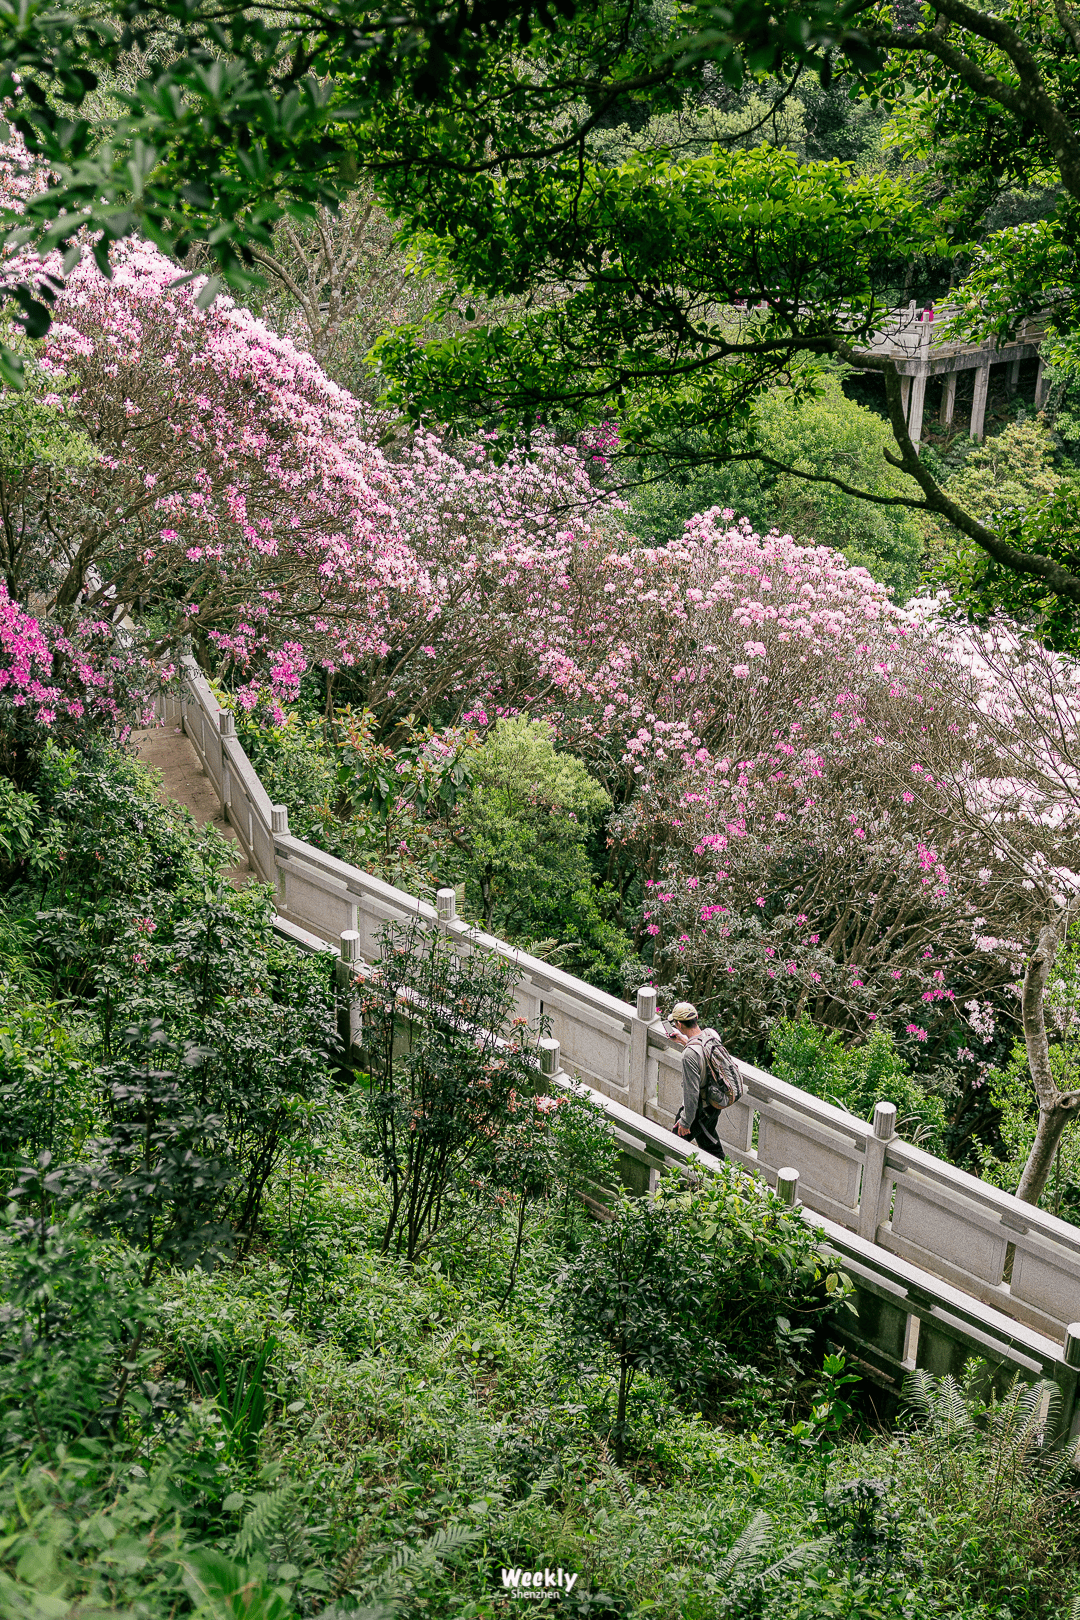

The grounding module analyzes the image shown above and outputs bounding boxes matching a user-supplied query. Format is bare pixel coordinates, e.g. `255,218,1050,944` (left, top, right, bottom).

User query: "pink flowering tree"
0,225,622,728
892,612,1080,1202
498,513,1060,1093
322,427,623,731
0,136,626,724
30,241,403,675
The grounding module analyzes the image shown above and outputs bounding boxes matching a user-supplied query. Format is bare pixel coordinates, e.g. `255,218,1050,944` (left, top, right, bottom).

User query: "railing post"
271,805,289,836
776,1167,800,1208
1065,1324,1080,1369
218,710,235,737
436,887,456,922
629,984,657,1116
337,930,363,1055
858,1100,897,1242
1053,1323,1080,1444
539,1037,562,1080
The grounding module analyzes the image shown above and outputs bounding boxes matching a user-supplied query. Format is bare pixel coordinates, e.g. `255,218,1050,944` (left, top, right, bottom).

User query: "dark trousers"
675,1107,725,1159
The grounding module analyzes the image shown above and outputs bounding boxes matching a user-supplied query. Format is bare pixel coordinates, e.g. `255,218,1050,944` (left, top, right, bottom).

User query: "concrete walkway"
131,724,251,886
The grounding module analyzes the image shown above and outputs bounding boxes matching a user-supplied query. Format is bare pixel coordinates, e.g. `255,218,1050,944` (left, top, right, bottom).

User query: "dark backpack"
698,1029,744,1112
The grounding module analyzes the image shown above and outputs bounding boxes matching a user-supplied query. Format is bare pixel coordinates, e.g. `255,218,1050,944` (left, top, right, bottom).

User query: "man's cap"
670,1001,698,1023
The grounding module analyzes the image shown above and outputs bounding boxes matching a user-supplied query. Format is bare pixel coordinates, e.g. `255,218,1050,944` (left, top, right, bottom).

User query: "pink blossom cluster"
0,579,138,745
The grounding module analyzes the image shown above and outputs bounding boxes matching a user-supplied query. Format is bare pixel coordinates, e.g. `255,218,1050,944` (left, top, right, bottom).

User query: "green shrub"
0,1447,197,1619
5,742,220,914
0,1006,97,1187
0,1164,158,1454
232,698,466,895
558,1167,853,1457
355,917,548,1263
453,717,637,990
769,1015,948,1151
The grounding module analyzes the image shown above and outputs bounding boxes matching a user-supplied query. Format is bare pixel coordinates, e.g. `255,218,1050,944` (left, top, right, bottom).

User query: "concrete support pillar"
900,375,911,420
337,929,363,1054
940,372,957,428
970,363,991,441
1036,357,1050,409
907,370,928,448
1008,357,1021,393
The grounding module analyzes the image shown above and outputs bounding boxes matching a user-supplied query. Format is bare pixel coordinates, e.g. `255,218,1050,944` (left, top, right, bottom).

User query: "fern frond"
432,1324,463,1359
316,1602,396,1620
232,1485,295,1560
1043,1433,1080,1488
378,1523,480,1583
527,1463,559,1502
902,1369,976,1443
750,1536,831,1591
714,1510,773,1584
989,1378,1058,1460
597,1439,633,1509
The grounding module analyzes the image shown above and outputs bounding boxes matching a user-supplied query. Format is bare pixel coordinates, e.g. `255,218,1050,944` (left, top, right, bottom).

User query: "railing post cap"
636,984,658,1020
776,1166,800,1207
218,709,235,735
270,804,289,834
436,887,456,921
1065,1323,1080,1368
539,1036,561,1078
340,929,361,964
873,1100,898,1140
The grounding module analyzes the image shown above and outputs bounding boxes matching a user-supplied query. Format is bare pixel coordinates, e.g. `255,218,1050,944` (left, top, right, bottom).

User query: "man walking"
669,1001,724,1159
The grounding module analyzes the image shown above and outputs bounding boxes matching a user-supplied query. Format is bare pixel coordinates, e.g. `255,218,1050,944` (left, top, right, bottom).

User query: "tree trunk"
614,1360,632,1464
1015,1099,1078,1205
1015,915,1080,1205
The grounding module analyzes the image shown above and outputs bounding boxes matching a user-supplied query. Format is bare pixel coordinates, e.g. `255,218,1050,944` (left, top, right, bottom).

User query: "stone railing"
156,659,1080,1432
860,302,1050,362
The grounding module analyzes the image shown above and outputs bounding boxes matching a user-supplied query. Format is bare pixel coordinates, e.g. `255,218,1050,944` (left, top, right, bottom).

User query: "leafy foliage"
558,1167,852,1457
454,718,635,986
770,1015,948,1151
626,378,927,600
88,1020,234,1284
925,420,1080,651
354,917,546,1260
972,939,1080,1219
0,1161,159,1453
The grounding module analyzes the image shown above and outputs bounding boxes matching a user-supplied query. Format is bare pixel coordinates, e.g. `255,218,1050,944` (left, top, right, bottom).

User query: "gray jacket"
680,1028,721,1131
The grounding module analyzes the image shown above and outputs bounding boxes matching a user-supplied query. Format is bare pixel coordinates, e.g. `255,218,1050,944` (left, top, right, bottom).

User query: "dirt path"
131,724,251,886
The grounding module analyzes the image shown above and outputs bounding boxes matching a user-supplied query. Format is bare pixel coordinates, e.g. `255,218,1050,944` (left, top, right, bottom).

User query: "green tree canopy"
452,719,632,986
626,375,927,598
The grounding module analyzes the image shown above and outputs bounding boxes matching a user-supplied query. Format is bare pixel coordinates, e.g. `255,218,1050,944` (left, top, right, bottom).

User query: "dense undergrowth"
0,744,1077,1619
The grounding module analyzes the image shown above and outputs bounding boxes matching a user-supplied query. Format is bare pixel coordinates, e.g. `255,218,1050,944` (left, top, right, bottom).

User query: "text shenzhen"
501,1567,580,1598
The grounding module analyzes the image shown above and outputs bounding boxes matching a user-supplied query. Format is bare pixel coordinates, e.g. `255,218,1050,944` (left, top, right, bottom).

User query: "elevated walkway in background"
140,661,1080,1440
852,303,1051,446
